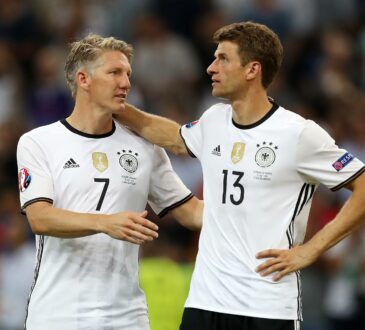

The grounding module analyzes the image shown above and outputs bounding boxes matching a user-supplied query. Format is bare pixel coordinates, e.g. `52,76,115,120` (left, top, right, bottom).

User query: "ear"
76,69,91,92
245,61,261,82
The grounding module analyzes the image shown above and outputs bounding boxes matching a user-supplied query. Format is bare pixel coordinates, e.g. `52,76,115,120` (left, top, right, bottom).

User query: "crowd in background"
0,0,365,329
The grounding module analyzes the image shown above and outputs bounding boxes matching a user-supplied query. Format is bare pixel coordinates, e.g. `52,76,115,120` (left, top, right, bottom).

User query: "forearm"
116,104,187,155
256,174,365,281
25,202,104,238
304,190,365,257
25,202,159,244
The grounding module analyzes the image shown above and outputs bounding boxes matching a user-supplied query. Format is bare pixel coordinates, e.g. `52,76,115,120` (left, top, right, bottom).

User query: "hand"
255,245,318,281
102,210,158,244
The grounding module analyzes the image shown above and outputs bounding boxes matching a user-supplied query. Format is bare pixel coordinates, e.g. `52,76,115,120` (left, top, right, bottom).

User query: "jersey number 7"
94,178,110,211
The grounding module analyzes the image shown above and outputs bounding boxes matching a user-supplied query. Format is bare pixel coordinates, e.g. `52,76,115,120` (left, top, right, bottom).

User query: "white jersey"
180,102,365,320
17,120,192,330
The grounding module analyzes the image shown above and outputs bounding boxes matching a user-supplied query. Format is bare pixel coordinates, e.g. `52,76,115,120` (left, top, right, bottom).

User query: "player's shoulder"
19,121,63,145
200,102,231,121
276,106,306,124
114,120,155,150
274,105,312,131
205,102,231,115
276,106,333,142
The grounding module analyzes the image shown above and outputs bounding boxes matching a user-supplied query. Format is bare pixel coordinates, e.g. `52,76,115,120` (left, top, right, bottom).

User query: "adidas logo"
211,145,221,156
63,158,80,169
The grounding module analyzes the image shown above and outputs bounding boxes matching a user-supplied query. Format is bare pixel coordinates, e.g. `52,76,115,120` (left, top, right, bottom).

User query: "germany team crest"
118,149,139,173
255,142,277,167
231,142,245,164
92,152,109,172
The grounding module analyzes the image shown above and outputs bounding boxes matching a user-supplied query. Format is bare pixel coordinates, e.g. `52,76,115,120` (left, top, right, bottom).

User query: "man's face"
207,41,247,101
86,50,132,113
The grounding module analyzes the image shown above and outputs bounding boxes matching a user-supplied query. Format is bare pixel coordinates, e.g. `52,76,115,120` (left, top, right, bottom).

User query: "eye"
109,68,122,75
217,54,228,63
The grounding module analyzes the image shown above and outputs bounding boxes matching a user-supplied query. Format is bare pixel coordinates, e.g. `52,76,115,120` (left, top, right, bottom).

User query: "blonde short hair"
64,34,133,98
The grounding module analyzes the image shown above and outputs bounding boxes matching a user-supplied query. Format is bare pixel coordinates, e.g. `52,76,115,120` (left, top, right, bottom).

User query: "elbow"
174,149,186,156
27,216,46,235
25,206,50,235
169,134,188,156
194,216,203,231
180,221,201,231
189,222,202,231
171,144,188,156
184,215,203,231
174,215,201,231
187,200,203,231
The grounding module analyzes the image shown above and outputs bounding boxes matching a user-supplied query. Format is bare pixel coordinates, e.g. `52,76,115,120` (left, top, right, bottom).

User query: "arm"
25,201,159,245
169,197,203,231
256,172,365,281
115,103,188,155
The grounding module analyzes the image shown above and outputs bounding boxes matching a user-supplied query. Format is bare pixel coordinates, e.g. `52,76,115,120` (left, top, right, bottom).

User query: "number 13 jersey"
180,101,365,320
17,119,192,330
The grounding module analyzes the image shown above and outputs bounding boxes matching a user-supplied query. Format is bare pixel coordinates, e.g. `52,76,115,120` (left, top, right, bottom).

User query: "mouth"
114,94,127,102
211,78,220,86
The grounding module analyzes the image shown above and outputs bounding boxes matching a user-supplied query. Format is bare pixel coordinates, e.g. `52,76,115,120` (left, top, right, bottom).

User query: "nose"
207,59,217,76
120,74,131,91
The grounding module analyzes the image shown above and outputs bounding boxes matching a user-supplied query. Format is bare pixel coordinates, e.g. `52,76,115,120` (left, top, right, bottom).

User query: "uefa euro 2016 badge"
185,120,199,128
255,141,278,168
118,150,138,173
18,168,31,192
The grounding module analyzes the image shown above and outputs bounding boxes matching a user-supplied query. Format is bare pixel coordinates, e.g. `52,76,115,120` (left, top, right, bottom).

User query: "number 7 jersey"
180,101,365,320
17,119,192,330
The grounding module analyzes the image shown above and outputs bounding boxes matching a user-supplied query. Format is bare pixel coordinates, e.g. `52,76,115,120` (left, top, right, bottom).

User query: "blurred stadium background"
0,0,365,329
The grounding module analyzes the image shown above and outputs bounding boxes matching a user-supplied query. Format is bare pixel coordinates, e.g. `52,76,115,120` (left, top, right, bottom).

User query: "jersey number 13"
222,170,244,205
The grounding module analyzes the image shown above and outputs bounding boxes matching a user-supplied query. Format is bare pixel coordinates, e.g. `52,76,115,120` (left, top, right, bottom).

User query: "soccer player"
116,22,365,330
16,34,202,330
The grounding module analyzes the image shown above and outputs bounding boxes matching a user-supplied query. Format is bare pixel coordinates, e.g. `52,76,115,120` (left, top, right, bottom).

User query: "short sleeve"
180,116,204,159
17,134,54,213
296,120,365,191
148,146,193,216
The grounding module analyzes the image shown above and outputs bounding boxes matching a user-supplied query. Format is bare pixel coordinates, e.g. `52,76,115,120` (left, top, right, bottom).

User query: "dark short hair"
213,22,283,88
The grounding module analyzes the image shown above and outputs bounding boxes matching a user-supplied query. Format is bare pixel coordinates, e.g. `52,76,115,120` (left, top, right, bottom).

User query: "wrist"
92,213,107,234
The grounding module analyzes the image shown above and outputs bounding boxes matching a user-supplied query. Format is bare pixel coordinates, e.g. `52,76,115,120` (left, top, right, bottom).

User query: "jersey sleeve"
296,120,365,191
17,134,54,213
148,146,193,217
180,115,204,159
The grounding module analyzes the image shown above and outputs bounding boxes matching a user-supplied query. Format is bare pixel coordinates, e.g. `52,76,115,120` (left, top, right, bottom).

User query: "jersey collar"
232,100,279,130
60,119,116,138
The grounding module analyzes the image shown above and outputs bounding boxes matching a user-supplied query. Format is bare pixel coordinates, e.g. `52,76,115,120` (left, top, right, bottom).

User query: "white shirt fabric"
17,120,192,330
180,102,365,320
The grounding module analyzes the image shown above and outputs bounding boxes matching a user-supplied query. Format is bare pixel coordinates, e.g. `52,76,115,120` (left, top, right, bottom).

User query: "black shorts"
180,308,300,330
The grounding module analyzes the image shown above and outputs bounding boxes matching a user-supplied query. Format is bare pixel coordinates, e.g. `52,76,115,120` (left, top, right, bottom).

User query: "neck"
231,87,272,126
67,98,113,135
